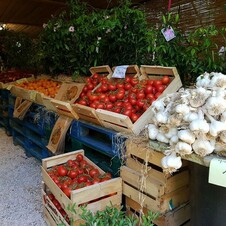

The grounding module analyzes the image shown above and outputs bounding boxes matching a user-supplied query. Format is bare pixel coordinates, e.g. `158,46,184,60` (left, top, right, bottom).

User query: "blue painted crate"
70,120,127,157
0,115,11,135
25,140,51,160
8,94,16,107
12,130,27,148
81,144,122,177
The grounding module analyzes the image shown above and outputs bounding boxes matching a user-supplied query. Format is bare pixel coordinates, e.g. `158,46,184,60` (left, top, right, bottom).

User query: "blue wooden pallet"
70,120,127,157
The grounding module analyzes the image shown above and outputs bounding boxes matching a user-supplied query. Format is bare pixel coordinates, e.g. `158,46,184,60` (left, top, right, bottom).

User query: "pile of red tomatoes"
75,73,171,122
47,154,112,198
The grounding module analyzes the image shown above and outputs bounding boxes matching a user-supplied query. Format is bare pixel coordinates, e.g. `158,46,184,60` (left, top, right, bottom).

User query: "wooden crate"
121,139,190,213
95,66,182,134
42,149,122,223
126,197,190,226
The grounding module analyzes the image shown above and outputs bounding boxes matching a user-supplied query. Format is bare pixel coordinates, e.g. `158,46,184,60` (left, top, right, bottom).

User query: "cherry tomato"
68,169,79,179
108,83,117,91
145,85,154,94
89,169,100,178
92,73,99,80
131,113,139,122
153,80,162,87
77,175,88,183
161,75,171,85
62,187,72,198
136,91,145,99
57,165,68,177
76,154,84,162
109,94,117,102
155,84,165,93
124,83,132,91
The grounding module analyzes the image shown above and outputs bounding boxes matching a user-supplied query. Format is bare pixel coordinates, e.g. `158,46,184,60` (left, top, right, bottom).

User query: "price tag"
112,65,129,78
161,26,176,42
209,158,226,188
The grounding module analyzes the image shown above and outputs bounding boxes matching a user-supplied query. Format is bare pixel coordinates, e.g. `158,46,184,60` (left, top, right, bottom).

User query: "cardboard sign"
112,65,129,78
209,158,226,188
161,26,176,42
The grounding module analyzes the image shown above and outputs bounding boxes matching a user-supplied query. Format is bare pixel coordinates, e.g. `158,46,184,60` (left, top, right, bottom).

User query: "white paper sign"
112,65,129,78
161,26,176,42
209,158,226,188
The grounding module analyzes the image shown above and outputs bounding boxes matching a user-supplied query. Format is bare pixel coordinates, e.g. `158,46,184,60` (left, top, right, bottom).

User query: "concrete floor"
0,128,47,226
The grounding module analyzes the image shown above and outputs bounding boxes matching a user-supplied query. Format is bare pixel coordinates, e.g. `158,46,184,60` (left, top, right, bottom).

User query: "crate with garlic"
146,71,226,172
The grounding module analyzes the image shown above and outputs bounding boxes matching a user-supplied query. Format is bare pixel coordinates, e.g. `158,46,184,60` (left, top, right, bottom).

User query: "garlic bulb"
170,135,179,145
151,100,165,113
192,136,215,157
168,113,183,127
189,87,211,108
204,96,226,116
155,111,168,124
183,111,199,122
177,129,196,144
161,152,182,173
147,124,159,140
209,72,226,89
160,126,178,139
196,72,211,88
189,118,209,134
156,132,169,143
175,141,193,156
205,112,226,137
175,104,190,115
219,131,226,143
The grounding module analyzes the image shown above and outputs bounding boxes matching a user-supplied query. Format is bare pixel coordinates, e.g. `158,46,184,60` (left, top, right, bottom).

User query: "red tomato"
92,73,99,79
124,83,132,91
89,94,99,101
99,93,107,100
147,79,154,85
145,85,154,94
92,177,101,184
130,78,139,86
52,199,62,210
105,102,114,110
57,165,68,177
109,94,117,102
62,187,72,198
80,160,88,168
136,99,145,108
89,169,100,178
90,103,97,109
153,80,162,87
129,97,137,105
68,169,79,179
156,84,165,93
113,106,121,113
47,194,55,201
123,102,133,110
155,92,162,99
96,103,105,109
87,83,94,90
131,113,139,122
121,108,132,117
115,101,123,107
77,175,88,183
146,93,155,101
116,83,124,89
161,75,171,85
77,99,87,106
136,91,145,99
100,84,108,92
76,154,84,162
108,83,117,91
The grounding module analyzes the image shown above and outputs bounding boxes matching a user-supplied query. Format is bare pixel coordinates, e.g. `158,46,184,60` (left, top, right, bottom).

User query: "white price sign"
112,65,129,78
209,158,226,188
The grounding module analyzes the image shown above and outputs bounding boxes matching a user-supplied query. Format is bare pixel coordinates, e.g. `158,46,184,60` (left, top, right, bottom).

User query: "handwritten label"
112,65,129,78
161,26,176,42
209,158,226,188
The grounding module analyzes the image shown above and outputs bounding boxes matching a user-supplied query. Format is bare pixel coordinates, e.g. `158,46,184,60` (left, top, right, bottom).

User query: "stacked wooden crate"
121,139,190,225
42,150,122,226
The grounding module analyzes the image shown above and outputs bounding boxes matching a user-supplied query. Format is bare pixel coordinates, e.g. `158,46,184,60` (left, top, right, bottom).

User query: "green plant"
0,30,38,70
39,0,149,75
66,204,159,226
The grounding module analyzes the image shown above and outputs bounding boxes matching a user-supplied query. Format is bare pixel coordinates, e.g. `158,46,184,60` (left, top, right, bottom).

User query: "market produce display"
15,79,61,98
76,72,171,122
147,72,226,173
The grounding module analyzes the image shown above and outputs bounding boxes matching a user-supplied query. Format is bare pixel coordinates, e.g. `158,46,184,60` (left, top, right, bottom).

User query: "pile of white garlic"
147,72,226,173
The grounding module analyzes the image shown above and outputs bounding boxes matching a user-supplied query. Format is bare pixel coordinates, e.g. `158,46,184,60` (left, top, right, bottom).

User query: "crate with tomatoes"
42,149,122,226
74,65,182,134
